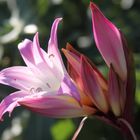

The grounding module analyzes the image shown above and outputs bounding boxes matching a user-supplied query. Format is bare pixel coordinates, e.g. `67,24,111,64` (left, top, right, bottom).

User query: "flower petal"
18,33,53,73
63,43,107,91
32,33,49,66
0,91,28,121
18,34,61,91
62,45,81,74
63,44,108,107
108,65,122,116
68,62,94,107
18,33,50,67
0,66,41,90
62,44,94,106
58,74,80,101
19,95,96,118
18,39,34,67
90,2,127,81
48,18,67,74
81,56,108,113
65,43,81,58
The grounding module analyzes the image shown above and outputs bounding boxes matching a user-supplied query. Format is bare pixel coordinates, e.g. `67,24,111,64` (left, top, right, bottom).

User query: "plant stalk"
118,118,137,140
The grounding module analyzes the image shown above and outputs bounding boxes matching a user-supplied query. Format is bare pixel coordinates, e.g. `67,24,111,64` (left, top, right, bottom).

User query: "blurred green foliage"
51,119,75,140
0,0,140,140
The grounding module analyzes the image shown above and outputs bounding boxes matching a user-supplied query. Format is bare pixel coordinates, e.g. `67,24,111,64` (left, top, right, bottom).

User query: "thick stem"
118,118,137,140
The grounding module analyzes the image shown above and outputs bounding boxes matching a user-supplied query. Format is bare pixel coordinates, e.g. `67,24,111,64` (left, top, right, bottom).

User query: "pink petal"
62,45,93,106
18,34,61,88
62,45,81,74
19,95,96,118
32,33,55,69
63,44,107,107
32,33,52,66
18,39,34,66
0,66,41,90
63,43,107,91
67,62,93,106
58,74,80,101
81,56,108,113
18,33,50,69
0,91,28,121
48,18,67,74
108,65,122,116
90,2,127,81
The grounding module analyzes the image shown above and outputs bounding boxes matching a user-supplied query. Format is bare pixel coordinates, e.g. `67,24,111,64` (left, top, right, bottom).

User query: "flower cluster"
0,2,136,140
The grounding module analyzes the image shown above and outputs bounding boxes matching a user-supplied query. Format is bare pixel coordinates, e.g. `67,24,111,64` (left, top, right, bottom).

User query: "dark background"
0,0,140,140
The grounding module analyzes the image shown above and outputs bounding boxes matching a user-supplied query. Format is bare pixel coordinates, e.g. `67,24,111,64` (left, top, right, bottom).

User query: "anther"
49,54,55,58
46,83,51,88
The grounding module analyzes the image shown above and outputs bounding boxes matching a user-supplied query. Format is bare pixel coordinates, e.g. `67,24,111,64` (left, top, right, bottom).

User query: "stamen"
36,87,43,92
30,87,36,94
30,87,43,94
46,83,51,88
49,54,55,58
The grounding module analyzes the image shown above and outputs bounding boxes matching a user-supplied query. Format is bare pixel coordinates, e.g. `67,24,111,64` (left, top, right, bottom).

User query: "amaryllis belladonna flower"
63,2,136,140
0,18,96,121
0,2,137,140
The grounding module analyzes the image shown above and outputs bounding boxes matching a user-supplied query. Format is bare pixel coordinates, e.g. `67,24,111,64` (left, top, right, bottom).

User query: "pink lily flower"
63,2,136,140
90,2,135,124
62,44,108,114
63,44,109,140
0,18,95,121
0,2,136,140
90,2,127,81
90,2,126,117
